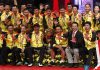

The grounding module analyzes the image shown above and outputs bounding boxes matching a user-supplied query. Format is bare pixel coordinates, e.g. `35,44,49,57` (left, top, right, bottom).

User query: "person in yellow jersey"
32,7,43,31
83,22,96,70
59,7,69,33
71,5,82,31
1,4,12,32
21,9,32,26
83,4,94,30
50,25,67,65
43,8,53,30
93,5,100,31
11,6,20,26
12,25,30,65
1,25,18,65
24,23,45,67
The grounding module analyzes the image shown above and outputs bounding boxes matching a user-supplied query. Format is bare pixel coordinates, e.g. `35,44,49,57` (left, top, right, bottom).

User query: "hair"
7,24,13,29
73,5,79,9
55,25,62,30
33,23,40,28
46,7,51,11
84,21,91,27
0,3,4,6
85,3,91,7
60,7,65,10
96,30,100,35
72,22,78,26
67,3,72,6
94,5,100,8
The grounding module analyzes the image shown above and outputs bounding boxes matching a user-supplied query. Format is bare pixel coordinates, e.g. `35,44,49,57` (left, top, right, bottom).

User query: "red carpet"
0,65,94,70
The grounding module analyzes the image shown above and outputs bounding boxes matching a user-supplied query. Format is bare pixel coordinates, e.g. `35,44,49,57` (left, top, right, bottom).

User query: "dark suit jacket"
64,30,85,49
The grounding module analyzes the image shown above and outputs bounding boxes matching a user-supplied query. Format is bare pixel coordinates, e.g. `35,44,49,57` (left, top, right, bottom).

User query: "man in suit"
65,22,85,67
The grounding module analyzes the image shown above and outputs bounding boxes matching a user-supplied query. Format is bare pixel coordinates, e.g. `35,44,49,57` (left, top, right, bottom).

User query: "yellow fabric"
83,11,94,29
94,13,100,30
6,32,17,49
83,30,95,50
11,12,20,25
59,14,69,32
1,11,12,21
45,15,53,29
0,34,3,48
71,13,82,31
31,31,43,48
54,32,68,47
16,33,27,49
22,14,32,25
0,11,12,32
32,14,43,31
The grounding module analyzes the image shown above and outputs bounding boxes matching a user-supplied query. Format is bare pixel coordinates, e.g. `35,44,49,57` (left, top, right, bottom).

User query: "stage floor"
0,65,94,70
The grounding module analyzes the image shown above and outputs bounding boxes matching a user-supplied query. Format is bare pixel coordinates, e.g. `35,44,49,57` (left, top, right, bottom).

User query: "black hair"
73,5,79,9
84,21,91,27
96,30,100,35
85,3,91,7
72,22,78,26
55,25,62,30
33,23,40,28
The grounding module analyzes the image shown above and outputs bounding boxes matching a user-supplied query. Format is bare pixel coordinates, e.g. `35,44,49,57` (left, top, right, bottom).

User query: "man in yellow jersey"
83,22,96,70
59,7,69,33
24,24,45,67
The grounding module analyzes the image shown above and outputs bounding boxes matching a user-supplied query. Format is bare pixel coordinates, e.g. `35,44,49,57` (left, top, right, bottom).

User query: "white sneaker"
28,63,33,67
38,63,43,67
60,60,65,63
16,62,22,65
24,62,28,65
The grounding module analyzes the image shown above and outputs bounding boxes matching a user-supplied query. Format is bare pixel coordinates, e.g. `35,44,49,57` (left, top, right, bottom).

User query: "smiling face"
85,4,91,13
72,23,78,31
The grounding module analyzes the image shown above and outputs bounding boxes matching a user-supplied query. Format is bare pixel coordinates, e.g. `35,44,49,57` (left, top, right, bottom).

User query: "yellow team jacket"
31,31,43,48
59,14,69,32
83,30,95,50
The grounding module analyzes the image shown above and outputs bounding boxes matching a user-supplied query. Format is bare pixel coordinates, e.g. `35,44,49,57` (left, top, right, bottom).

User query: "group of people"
0,2,99,70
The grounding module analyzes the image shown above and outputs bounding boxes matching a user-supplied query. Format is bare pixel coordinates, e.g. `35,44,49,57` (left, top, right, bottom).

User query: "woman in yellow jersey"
83,4,94,30
93,5,100,31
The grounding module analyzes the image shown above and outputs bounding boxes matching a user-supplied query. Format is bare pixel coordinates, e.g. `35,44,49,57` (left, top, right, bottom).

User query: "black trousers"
11,47,22,63
1,47,11,64
24,47,45,64
1,47,22,64
81,48,97,65
0,48,3,64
